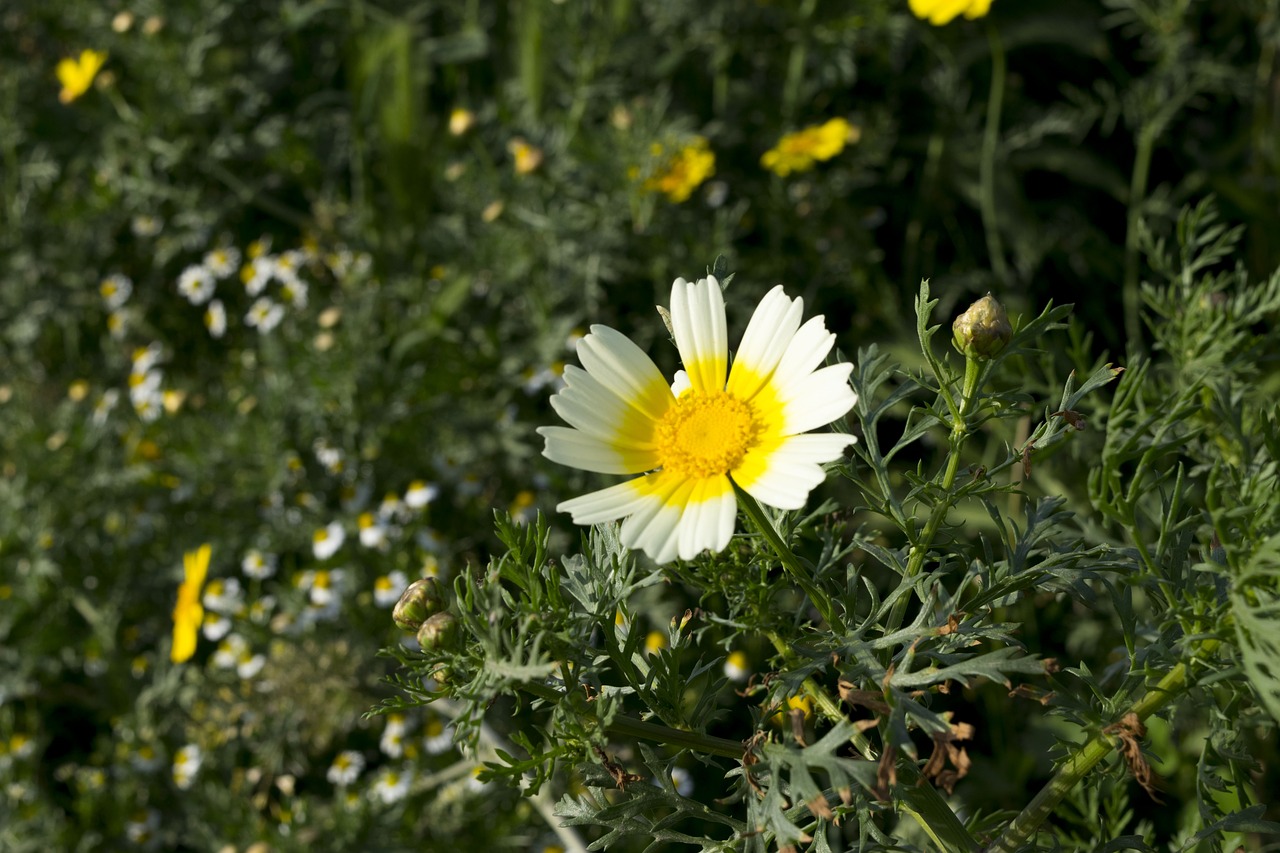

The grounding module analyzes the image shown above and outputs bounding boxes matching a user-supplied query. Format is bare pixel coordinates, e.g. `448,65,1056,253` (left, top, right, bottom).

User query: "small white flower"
124,810,160,844
132,388,164,423
242,549,276,579
203,247,241,278
240,257,274,295
236,649,265,680
297,568,345,607
131,215,163,237
99,274,133,309
172,744,203,790
131,343,164,375
404,480,439,509
107,310,128,340
130,744,162,773
314,441,344,474
422,715,452,755
380,728,405,759
204,299,227,338
202,577,243,613
723,650,750,683
274,250,305,284
177,265,217,305
202,613,232,642
248,596,275,624
312,522,345,560
372,570,407,607
326,750,365,787
359,513,391,552
213,634,248,669
372,767,412,804
280,278,308,309
92,389,119,426
245,297,284,333
128,369,162,405
377,492,404,522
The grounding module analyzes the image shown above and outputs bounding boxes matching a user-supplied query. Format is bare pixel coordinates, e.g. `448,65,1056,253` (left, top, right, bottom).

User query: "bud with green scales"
416,612,459,651
952,294,1012,359
392,578,445,631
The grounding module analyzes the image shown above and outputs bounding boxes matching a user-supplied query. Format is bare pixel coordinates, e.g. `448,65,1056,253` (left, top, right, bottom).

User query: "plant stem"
736,486,839,629
1123,124,1156,352
986,646,1213,853
980,25,1009,285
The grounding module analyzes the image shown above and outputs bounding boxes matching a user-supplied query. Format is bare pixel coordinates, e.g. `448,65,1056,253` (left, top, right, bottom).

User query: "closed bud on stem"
953,294,1012,360
393,578,444,631
417,612,459,651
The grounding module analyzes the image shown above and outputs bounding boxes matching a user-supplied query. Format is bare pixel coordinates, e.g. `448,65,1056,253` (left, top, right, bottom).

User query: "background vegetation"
2,0,1279,850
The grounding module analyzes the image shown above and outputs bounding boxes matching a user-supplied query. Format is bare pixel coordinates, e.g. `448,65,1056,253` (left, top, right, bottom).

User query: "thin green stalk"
780,0,819,124
980,25,1009,284
736,486,838,628
1123,125,1156,352
987,645,1213,853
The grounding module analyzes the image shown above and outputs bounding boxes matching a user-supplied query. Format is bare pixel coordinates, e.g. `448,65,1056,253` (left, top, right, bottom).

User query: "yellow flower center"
655,390,760,479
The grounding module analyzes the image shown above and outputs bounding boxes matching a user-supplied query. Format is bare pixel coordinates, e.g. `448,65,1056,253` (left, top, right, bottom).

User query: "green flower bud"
952,294,1012,360
417,612,459,651
393,578,444,632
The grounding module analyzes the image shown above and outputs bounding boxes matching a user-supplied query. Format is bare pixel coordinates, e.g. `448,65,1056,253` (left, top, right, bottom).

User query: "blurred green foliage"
2,0,1279,850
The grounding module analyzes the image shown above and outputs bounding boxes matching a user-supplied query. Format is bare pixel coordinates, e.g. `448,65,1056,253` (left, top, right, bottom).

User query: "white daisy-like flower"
723,650,750,682
125,809,160,844
107,310,128,339
359,513,391,551
99,274,133,309
312,522,345,560
380,713,409,757
236,648,265,680
378,492,405,522
372,767,412,804
240,256,274,295
172,744,202,790
132,388,163,423
130,744,162,773
245,297,285,333
202,612,232,642
372,570,407,607
213,634,248,669
297,568,345,607
274,250,305,284
422,715,452,755
314,441,344,474
327,750,365,787
241,549,276,579
537,276,856,564
131,215,163,237
279,278,308,309
92,389,120,426
248,596,275,624
202,577,243,614
403,480,438,509
203,246,241,278
204,299,227,339
177,265,217,305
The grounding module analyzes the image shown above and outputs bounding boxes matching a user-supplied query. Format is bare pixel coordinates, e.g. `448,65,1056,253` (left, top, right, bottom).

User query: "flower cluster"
760,118,860,177
638,138,716,203
909,0,994,26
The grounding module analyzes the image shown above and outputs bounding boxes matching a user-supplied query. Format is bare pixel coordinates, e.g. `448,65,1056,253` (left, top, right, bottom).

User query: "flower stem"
1123,124,1155,352
735,485,839,628
981,24,1009,284
986,645,1213,853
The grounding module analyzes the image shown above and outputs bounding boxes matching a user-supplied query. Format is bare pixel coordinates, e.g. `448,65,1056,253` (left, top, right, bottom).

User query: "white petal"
576,325,673,421
619,475,693,564
727,286,803,399
777,363,857,435
557,477,661,523
732,433,855,510
771,316,838,389
551,366,659,447
670,277,727,394
538,426,658,474
676,478,737,561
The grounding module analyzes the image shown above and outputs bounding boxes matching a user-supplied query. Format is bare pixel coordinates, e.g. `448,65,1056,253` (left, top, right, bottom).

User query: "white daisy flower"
274,250,305,284
203,246,241,278
403,480,438,509
537,276,857,564
372,767,412,804
422,715,452,755
297,568,345,607
378,492,404,521
172,744,202,790
236,649,265,680
201,577,243,613
279,278,308,309
132,388,163,423
359,513,390,551
130,744,162,773
204,299,227,338
245,297,285,333
128,369,162,405
372,570,407,607
241,549,276,580
99,274,133,309
125,810,160,844
213,634,248,669
131,215,163,237
723,650,750,682
380,728,405,759
465,765,489,792
240,256,274,295
312,522,345,560
202,612,232,642
327,750,365,787
248,596,275,624
313,441,344,474
177,264,217,305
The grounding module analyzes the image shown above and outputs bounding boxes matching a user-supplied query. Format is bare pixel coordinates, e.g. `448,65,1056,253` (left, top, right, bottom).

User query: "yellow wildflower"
643,137,715,203
508,138,544,174
761,118,860,177
56,50,107,104
909,0,994,26
449,108,476,136
171,544,211,663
